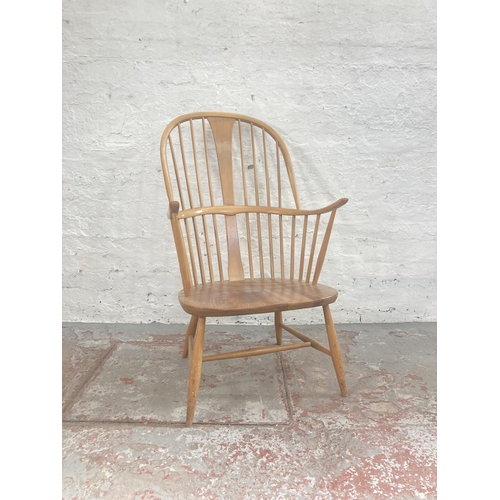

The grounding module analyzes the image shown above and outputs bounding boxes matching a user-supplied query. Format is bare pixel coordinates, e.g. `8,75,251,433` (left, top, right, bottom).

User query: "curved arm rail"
176,198,348,220
167,197,347,294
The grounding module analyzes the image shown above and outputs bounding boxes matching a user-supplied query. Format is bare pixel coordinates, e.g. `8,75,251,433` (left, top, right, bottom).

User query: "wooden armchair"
160,112,348,425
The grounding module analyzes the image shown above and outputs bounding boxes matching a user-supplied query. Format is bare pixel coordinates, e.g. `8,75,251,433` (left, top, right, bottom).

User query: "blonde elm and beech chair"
160,112,348,425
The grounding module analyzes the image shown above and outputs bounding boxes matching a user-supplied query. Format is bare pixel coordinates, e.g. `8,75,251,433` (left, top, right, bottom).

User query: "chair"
160,112,348,425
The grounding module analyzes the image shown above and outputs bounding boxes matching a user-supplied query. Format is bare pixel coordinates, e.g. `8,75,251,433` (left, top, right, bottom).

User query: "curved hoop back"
160,112,300,211
160,112,324,286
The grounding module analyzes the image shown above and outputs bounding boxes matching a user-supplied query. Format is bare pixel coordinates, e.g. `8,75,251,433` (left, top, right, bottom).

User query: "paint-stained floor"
62,322,436,499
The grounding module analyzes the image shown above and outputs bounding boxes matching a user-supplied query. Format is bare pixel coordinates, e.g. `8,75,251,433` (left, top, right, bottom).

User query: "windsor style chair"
160,111,348,425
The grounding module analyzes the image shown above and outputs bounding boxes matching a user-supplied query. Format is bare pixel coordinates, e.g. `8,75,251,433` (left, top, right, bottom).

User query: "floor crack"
62,343,117,417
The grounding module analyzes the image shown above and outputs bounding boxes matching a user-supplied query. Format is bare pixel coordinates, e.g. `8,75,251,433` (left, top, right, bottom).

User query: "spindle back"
160,112,335,290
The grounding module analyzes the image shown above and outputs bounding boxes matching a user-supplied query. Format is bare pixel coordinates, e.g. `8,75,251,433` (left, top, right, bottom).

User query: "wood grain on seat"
179,279,338,317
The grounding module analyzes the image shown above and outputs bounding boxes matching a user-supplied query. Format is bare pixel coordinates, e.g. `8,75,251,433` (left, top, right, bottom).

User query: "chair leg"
182,315,198,359
322,305,348,397
186,316,206,426
274,311,282,345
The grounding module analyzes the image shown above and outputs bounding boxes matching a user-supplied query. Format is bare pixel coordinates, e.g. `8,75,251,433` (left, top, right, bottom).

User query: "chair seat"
179,279,339,317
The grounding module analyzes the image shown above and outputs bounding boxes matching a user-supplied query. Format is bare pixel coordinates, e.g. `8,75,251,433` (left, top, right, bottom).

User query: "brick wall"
62,0,436,324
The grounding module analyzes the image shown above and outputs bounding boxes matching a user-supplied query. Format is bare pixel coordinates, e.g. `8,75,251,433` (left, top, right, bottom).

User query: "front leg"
186,317,206,425
323,305,348,397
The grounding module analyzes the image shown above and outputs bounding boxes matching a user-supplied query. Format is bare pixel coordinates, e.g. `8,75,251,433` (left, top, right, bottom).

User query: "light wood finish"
188,333,194,361
189,119,215,283
323,305,348,397
186,317,206,425
182,315,198,359
274,311,283,345
299,215,308,281
306,215,321,283
176,199,348,220
179,279,338,317
160,112,349,425
202,342,311,362
173,205,346,288
167,200,179,220
313,210,337,285
202,119,224,281
168,202,193,295
280,323,331,356
207,117,245,281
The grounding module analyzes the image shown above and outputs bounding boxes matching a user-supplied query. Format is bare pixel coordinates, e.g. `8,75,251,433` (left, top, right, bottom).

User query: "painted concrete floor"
62,322,436,500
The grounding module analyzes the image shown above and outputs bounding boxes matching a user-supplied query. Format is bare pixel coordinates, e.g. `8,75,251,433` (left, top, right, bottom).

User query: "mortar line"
62,343,118,417
278,352,295,422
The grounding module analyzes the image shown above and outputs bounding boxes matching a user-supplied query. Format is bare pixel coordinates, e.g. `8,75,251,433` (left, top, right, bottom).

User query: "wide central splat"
207,117,245,281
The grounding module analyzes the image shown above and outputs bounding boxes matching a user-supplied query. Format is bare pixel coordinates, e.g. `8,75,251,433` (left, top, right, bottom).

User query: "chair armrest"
301,198,349,214
167,201,180,219
176,198,348,220
169,197,347,289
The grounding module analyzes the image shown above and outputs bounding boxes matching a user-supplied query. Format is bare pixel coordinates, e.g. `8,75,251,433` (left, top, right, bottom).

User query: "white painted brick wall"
62,0,436,325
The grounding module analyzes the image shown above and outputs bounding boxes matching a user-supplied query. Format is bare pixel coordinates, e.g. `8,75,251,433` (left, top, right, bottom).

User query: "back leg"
274,311,282,345
182,316,198,359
